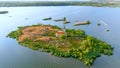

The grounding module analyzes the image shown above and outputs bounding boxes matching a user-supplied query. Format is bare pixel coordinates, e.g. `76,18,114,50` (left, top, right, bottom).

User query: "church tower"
63,25,66,33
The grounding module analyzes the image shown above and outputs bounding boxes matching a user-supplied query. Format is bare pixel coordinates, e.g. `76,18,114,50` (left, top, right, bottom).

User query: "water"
0,6,120,68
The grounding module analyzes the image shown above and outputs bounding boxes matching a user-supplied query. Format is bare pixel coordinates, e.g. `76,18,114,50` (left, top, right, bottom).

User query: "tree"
59,35,66,40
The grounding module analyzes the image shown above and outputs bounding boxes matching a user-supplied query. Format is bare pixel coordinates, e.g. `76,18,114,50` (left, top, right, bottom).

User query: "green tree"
59,35,66,40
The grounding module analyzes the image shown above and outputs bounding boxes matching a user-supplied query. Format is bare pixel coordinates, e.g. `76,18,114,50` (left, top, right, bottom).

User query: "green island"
74,20,91,26
7,24,113,67
0,11,8,14
53,17,70,24
43,17,52,20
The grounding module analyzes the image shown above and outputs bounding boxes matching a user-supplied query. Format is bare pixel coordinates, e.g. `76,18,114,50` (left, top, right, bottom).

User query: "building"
55,26,67,37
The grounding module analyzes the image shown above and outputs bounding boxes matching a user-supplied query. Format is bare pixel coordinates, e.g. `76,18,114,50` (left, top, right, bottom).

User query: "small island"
43,17,52,20
54,17,70,24
7,24,113,67
0,11,8,14
74,20,91,26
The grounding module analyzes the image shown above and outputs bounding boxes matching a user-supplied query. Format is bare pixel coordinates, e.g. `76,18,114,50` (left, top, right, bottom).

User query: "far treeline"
0,1,119,7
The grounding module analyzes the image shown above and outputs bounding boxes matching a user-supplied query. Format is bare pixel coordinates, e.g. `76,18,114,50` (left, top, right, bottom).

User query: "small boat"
97,23,101,26
43,17,52,20
106,29,109,32
0,11,8,14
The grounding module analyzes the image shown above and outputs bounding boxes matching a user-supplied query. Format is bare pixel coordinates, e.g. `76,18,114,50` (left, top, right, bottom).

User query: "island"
54,17,70,24
43,17,52,20
0,11,8,14
97,23,101,26
7,24,113,67
54,19,64,22
74,20,91,26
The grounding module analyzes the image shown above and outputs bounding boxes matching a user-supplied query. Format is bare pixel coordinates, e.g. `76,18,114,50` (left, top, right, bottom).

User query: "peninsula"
7,24,113,67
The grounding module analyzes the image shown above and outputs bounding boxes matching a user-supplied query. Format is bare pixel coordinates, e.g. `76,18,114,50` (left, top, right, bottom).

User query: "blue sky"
0,0,119,1
0,0,90,1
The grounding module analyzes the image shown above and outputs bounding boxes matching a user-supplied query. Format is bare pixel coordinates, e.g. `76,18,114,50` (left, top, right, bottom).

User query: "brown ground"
18,25,71,51
18,25,58,42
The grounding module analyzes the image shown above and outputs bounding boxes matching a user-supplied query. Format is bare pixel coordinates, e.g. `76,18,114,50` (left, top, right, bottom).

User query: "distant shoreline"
0,1,119,7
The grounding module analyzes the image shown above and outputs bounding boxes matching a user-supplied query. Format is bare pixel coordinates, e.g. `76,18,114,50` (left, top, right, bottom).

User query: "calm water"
0,6,120,68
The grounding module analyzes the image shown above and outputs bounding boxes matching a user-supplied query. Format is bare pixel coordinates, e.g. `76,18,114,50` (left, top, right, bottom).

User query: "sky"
0,0,119,1
0,0,90,1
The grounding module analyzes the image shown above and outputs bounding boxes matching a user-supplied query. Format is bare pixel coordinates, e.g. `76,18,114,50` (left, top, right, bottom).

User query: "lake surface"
0,6,120,68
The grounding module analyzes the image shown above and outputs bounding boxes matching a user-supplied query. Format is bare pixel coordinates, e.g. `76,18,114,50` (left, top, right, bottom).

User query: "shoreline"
0,1,119,8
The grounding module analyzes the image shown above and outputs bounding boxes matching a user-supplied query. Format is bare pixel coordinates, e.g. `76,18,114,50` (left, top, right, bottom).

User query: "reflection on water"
0,6,120,68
